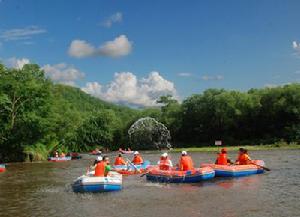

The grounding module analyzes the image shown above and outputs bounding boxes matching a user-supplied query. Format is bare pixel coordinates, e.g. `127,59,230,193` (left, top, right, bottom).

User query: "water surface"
0,150,299,217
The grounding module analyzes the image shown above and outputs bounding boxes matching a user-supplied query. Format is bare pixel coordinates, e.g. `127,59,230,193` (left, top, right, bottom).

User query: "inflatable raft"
72,171,122,193
48,156,72,162
0,164,5,173
146,167,215,183
201,160,265,177
113,160,151,175
119,149,134,154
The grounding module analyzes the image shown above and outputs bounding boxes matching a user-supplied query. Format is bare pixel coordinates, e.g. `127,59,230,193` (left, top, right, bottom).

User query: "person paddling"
157,153,173,170
215,148,232,165
179,151,194,171
114,153,126,165
236,148,252,165
132,151,144,165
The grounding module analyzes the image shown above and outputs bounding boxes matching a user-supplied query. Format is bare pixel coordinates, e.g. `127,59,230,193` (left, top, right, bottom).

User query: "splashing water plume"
128,117,171,150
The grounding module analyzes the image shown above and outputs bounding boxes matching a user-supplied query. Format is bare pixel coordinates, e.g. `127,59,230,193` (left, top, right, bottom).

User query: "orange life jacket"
114,157,126,165
216,153,228,165
94,161,106,177
237,154,251,165
179,156,194,171
132,155,143,165
159,157,172,170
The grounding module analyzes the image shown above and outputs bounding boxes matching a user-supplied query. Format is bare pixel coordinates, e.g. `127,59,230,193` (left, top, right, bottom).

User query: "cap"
162,153,168,157
134,151,139,155
181,151,187,155
96,156,103,161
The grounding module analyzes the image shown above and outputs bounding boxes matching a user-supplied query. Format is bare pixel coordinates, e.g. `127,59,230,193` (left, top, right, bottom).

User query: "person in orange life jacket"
236,148,252,165
215,148,232,165
179,151,194,171
94,156,112,177
60,152,65,157
132,151,144,165
157,153,173,170
114,153,126,165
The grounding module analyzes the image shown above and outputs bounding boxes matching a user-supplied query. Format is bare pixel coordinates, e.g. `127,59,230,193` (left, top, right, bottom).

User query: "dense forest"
0,63,299,162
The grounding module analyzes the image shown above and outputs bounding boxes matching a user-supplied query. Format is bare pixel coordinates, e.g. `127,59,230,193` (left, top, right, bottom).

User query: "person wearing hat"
94,155,113,177
215,148,232,165
132,151,144,165
114,153,126,165
179,151,194,171
90,156,103,171
157,153,173,170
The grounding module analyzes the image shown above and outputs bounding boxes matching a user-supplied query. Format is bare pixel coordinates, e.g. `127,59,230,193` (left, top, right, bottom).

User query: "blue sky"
1,0,300,106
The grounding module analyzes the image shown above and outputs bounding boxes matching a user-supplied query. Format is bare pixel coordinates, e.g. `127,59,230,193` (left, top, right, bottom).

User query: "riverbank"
170,143,300,152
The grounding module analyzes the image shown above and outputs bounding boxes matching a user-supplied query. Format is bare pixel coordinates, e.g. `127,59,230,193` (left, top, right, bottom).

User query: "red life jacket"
216,153,228,165
132,155,143,165
237,154,251,165
159,157,172,170
94,161,106,177
179,156,194,171
114,157,126,165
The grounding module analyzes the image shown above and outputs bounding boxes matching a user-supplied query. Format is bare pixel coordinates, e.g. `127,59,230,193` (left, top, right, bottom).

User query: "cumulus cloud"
81,71,177,107
101,12,123,28
68,40,96,58
201,75,224,81
0,26,46,41
6,57,30,69
42,63,85,86
177,72,192,77
68,35,132,58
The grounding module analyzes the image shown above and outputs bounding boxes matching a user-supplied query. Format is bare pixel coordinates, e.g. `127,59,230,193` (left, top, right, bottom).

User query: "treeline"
0,63,299,162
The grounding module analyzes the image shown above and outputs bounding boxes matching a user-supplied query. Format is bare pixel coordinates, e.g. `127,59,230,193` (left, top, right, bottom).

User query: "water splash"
128,117,171,150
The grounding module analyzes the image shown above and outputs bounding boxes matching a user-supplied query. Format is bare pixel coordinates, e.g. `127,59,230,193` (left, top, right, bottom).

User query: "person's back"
114,156,126,165
94,161,106,177
236,148,251,165
132,151,143,165
237,153,251,165
179,152,194,171
158,153,173,170
216,153,228,165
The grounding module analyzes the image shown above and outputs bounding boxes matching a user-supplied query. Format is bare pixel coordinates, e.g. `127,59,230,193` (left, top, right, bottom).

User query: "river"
0,150,299,217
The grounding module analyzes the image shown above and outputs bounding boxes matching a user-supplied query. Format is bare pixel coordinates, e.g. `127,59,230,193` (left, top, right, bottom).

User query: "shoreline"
169,144,300,152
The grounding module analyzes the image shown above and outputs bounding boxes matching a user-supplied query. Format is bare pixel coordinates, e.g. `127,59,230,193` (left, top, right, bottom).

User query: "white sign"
215,140,222,146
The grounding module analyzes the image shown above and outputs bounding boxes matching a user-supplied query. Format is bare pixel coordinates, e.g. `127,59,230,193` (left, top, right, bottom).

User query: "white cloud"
177,72,192,77
0,26,46,41
101,12,123,28
201,75,224,81
81,71,177,107
42,63,85,86
6,57,30,69
98,35,132,57
292,41,300,50
68,35,132,58
68,40,96,58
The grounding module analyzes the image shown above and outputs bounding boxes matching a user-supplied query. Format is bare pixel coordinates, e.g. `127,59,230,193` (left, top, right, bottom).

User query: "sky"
1,0,300,107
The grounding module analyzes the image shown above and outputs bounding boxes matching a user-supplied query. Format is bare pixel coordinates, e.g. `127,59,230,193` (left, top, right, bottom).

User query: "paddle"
125,157,141,173
251,162,271,171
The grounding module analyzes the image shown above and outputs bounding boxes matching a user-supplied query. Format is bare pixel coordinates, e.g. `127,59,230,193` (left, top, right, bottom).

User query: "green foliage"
0,61,299,162
24,141,58,161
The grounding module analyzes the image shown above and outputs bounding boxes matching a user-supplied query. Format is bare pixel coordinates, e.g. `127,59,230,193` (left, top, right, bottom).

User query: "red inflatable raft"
201,160,265,177
146,166,215,183
0,164,6,172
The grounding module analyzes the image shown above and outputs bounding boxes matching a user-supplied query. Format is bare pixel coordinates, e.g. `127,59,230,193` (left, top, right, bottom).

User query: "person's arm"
169,160,173,167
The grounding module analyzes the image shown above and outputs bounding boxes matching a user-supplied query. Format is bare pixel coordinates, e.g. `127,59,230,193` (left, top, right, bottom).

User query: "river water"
0,150,299,217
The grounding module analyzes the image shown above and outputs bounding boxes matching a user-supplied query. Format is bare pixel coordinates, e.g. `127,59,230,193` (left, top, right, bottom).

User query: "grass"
170,142,300,152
